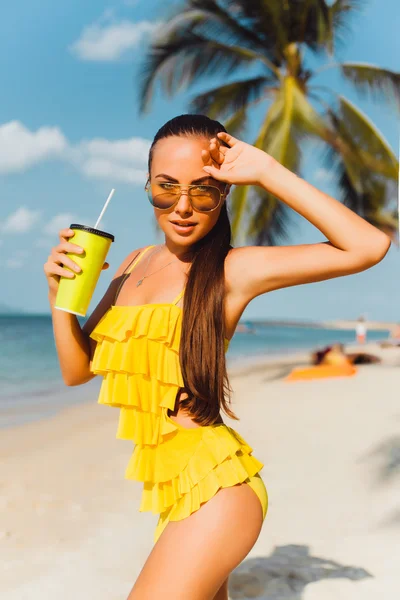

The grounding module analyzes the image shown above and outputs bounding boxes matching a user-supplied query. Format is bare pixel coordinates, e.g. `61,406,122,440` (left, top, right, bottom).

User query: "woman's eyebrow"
155,174,212,184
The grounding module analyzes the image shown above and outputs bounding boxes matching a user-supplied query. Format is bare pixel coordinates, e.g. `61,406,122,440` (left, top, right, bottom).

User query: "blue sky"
0,0,399,321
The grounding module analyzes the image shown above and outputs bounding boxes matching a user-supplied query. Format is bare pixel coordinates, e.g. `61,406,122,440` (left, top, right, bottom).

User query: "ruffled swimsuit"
89,245,268,543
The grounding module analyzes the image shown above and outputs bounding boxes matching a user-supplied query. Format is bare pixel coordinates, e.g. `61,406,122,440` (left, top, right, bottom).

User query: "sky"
0,0,399,321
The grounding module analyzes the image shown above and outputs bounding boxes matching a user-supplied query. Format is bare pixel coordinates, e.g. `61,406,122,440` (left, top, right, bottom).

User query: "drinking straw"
94,189,115,229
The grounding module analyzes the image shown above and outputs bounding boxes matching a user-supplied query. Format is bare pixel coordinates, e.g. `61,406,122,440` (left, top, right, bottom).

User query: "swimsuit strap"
113,245,156,305
171,288,185,306
114,245,185,306
133,245,185,305
124,245,156,275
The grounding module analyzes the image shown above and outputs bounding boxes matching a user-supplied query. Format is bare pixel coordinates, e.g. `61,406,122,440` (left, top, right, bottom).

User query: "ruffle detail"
90,304,182,348
89,305,187,444
115,391,183,443
91,336,184,385
125,425,264,515
89,303,254,538
89,304,230,445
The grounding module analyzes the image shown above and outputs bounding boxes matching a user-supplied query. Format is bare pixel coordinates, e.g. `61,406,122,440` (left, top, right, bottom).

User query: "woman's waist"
169,388,225,430
128,420,260,485
166,407,225,431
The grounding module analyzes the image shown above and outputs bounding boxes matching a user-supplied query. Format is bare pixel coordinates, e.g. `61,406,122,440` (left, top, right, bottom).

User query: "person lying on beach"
312,343,381,366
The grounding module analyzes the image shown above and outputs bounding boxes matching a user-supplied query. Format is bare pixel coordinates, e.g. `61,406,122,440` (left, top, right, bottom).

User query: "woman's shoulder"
223,246,249,292
111,245,150,281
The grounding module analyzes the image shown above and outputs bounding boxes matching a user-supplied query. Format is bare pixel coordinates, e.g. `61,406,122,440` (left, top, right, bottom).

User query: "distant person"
312,343,351,367
356,316,367,344
390,323,400,340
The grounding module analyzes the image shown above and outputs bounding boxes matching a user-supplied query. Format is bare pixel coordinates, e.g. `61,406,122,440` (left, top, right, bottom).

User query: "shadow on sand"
361,433,400,529
229,544,372,599
365,434,400,483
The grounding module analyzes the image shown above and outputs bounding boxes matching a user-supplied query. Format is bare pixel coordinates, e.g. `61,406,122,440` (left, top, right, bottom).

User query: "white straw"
94,189,115,229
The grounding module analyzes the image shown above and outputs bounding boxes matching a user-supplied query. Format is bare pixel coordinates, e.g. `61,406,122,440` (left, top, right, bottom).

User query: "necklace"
136,245,178,287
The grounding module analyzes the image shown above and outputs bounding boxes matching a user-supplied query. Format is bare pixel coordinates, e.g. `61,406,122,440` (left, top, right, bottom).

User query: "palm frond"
263,78,302,170
327,0,367,53
319,125,397,237
293,0,330,51
341,63,400,110
138,33,263,112
229,91,285,243
218,0,288,62
234,0,330,56
229,174,294,247
367,209,398,245
230,77,306,245
229,184,252,246
337,95,398,178
320,142,368,211
229,90,285,242
248,189,295,246
291,80,330,137
223,107,249,137
183,0,274,59
189,76,277,120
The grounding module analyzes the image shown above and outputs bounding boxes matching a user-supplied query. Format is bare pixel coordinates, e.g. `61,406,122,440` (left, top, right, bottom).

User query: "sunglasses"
145,180,228,212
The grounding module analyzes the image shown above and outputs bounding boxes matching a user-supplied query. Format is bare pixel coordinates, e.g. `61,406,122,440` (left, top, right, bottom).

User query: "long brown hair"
148,114,238,426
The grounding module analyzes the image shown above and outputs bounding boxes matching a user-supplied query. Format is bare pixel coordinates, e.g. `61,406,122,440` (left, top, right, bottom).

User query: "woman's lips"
171,222,197,234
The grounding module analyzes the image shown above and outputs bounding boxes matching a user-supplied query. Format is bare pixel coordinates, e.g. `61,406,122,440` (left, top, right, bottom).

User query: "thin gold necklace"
136,245,178,287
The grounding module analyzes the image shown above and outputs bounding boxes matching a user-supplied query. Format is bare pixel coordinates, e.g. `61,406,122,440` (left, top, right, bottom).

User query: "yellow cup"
54,224,114,317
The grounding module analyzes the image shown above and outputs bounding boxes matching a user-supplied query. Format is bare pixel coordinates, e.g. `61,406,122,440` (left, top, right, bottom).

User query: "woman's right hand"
44,228,109,298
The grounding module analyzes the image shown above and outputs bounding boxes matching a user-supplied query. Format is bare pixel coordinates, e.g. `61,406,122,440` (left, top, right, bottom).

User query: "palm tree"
138,0,399,245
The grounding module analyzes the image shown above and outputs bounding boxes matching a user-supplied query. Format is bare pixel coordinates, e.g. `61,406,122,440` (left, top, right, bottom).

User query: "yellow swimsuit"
89,245,268,543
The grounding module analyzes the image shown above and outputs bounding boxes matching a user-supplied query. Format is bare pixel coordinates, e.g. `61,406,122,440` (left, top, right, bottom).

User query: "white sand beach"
1,343,400,599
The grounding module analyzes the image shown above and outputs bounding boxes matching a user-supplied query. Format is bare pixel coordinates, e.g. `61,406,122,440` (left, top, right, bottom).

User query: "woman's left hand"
202,132,275,186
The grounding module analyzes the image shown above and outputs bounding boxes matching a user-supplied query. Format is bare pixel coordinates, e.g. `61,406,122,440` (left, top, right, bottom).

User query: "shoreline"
0,339,395,432
1,311,396,330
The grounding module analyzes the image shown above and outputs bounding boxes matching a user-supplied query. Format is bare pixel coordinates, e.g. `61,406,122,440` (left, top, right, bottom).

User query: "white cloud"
0,120,151,184
42,214,100,238
1,207,41,234
0,121,67,174
70,136,151,183
43,213,80,237
69,19,160,62
78,137,151,164
81,158,146,183
5,258,25,269
0,208,100,246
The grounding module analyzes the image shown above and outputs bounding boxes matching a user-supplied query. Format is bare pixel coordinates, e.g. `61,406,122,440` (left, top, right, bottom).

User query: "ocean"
0,314,389,429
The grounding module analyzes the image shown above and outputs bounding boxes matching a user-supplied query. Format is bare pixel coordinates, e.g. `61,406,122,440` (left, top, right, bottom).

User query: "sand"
1,343,400,599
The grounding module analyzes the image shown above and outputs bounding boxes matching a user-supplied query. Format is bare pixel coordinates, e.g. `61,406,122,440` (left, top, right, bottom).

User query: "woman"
45,114,390,599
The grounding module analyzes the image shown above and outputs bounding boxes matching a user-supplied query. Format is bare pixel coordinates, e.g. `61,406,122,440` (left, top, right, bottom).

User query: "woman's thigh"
126,482,264,600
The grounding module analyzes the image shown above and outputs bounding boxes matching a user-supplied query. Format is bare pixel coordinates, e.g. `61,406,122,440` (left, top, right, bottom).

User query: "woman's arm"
227,160,390,301
203,132,391,303
52,247,143,386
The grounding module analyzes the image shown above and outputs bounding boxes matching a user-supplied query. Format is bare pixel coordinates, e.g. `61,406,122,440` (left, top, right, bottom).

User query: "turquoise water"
0,314,388,428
